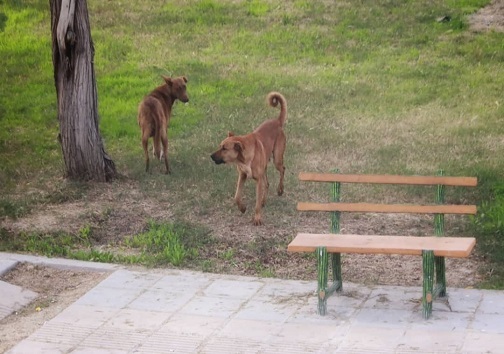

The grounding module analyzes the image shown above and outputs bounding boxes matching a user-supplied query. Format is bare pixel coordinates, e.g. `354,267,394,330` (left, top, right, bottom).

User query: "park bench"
288,171,477,319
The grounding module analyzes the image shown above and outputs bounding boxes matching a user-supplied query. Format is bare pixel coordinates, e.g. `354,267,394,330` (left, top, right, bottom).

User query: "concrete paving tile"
255,279,314,298
101,308,171,332
235,298,297,322
72,349,129,354
220,319,281,340
338,327,406,352
476,290,504,315
0,259,18,276
399,329,463,353
326,287,372,309
409,310,471,331
29,321,94,346
126,288,194,313
200,336,263,354
97,269,163,289
274,322,346,344
134,331,201,353
179,295,245,318
362,287,421,311
353,308,415,328
288,296,356,325
159,313,226,336
74,286,143,309
432,297,454,312
471,313,504,334
6,340,73,354
461,331,504,353
445,287,483,313
260,341,328,354
0,280,38,320
149,271,211,292
203,278,263,299
50,304,119,328
79,328,151,351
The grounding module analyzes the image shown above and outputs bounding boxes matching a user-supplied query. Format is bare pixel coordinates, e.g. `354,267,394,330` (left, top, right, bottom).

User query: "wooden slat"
287,233,476,258
298,172,478,187
297,202,477,215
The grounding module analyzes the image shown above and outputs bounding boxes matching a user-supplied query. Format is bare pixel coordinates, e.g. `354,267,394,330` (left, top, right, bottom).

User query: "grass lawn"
1,0,503,287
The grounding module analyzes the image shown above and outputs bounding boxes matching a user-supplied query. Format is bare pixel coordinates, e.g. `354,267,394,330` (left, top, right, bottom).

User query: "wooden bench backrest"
298,172,477,215
299,172,478,187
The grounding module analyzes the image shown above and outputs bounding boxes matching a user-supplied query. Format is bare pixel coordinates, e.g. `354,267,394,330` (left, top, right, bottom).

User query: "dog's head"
210,132,244,165
163,75,189,103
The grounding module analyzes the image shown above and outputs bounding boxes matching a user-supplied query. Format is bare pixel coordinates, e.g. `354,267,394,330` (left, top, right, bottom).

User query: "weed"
0,198,29,219
126,220,210,267
219,248,235,261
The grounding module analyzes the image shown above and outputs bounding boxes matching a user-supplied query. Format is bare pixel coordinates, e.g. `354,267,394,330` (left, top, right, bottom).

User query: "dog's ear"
182,76,188,83
227,131,235,137
234,141,243,152
162,75,173,86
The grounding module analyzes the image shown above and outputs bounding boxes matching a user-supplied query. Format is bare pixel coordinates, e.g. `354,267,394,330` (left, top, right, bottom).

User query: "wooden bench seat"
288,233,476,257
289,171,478,319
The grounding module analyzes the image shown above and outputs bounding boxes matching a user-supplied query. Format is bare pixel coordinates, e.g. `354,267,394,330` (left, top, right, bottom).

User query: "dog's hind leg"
234,171,247,213
253,178,265,226
261,171,268,207
273,132,286,196
160,131,170,174
141,129,151,173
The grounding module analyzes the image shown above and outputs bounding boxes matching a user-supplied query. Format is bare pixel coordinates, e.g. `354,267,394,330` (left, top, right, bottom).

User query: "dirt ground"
0,3,502,352
0,263,108,353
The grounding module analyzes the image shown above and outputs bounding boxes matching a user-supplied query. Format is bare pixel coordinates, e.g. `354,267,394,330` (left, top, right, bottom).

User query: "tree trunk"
50,0,116,182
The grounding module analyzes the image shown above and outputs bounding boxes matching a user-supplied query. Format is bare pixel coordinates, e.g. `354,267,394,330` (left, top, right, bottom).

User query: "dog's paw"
252,217,263,226
238,204,246,213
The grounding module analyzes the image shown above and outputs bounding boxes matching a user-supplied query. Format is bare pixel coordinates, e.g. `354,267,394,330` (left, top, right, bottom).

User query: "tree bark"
50,0,116,182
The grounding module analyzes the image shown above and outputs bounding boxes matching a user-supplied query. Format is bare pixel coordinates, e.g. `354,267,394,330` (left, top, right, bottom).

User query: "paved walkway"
1,252,504,353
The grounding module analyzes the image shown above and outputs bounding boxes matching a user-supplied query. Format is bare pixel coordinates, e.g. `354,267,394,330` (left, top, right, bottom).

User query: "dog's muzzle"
210,153,224,164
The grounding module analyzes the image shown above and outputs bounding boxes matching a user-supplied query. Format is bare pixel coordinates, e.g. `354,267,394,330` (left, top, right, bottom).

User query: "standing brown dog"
210,92,287,225
138,76,189,174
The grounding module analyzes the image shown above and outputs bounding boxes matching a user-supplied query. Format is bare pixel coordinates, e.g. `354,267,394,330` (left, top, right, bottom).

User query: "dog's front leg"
234,171,247,214
253,177,264,226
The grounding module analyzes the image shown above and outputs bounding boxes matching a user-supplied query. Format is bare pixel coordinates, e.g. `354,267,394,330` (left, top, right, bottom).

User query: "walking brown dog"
210,92,287,225
137,76,189,174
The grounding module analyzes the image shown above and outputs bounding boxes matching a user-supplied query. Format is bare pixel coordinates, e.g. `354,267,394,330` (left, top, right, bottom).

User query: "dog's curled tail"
267,92,287,127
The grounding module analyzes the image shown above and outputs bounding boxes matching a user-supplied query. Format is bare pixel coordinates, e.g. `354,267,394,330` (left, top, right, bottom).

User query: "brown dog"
210,92,287,225
137,76,189,174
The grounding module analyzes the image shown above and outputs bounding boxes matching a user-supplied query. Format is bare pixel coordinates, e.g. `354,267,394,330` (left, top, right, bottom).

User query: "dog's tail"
267,92,287,127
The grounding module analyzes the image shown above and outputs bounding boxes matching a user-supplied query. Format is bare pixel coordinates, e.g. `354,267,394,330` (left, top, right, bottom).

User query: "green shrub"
474,183,504,259
473,182,504,288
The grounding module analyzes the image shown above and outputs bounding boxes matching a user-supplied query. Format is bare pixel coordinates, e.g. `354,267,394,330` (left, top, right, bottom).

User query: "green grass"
125,220,213,266
0,220,212,266
1,0,504,286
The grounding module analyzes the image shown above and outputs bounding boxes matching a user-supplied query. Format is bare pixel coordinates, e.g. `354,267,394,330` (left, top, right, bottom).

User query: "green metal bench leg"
317,246,329,315
434,170,447,298
422,250,435,319
331,253,343,293
435,256,446,297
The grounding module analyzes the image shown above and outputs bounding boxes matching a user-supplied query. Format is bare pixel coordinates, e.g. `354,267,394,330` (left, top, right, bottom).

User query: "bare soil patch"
469,0,504,32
